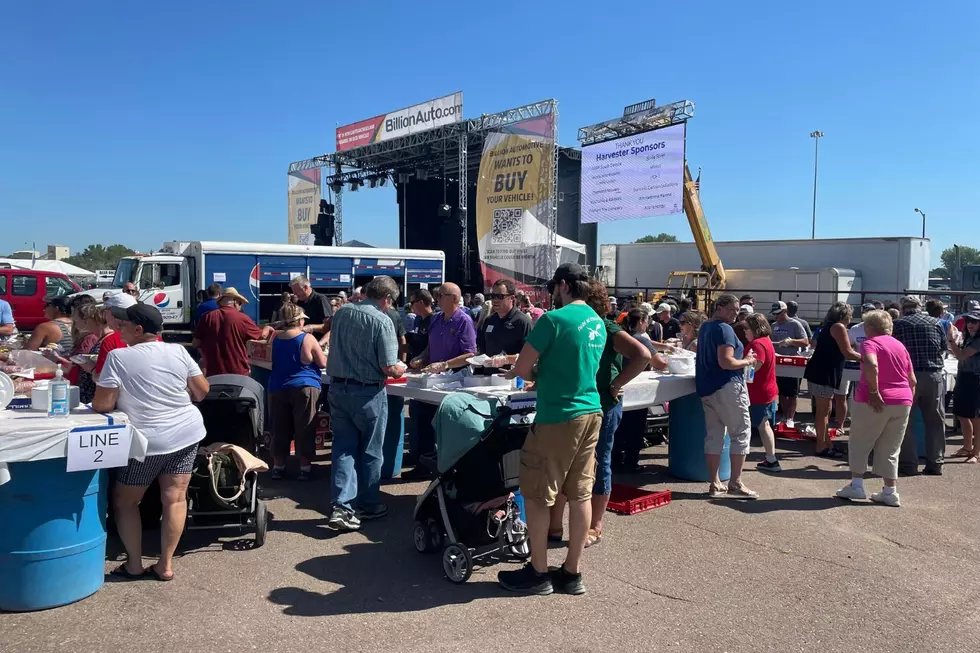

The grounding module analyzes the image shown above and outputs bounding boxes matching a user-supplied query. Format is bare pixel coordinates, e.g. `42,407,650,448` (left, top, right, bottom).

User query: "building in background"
47,245,69,261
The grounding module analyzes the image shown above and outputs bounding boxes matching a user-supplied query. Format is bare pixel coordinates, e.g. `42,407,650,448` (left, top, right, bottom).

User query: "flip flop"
109,564,147,581
146,566,174,582
953,447,972,458
584,528,602,548
817,448,845,460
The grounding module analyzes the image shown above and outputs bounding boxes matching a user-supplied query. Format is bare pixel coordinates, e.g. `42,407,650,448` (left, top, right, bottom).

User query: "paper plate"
0,371,13,410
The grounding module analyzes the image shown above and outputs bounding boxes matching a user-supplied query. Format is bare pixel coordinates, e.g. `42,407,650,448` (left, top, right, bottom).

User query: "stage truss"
288,99,559,274
576,99,695,146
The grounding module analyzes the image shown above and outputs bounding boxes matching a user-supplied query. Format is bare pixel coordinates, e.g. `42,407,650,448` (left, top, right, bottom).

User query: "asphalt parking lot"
5,429,980,653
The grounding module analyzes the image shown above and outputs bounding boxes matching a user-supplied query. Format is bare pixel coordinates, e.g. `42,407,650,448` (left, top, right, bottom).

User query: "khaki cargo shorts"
519,412,602,506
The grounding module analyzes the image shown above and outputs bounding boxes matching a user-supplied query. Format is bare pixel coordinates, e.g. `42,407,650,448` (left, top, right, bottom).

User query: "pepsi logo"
249,263,261,299
152,292,170,308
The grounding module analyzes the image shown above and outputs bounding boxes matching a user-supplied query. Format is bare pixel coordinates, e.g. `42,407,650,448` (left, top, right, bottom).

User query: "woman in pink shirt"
836,310,916,507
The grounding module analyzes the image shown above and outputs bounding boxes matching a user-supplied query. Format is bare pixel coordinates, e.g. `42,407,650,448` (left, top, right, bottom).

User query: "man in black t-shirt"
655,303,681,341
477,280,531,373
291,275,334,346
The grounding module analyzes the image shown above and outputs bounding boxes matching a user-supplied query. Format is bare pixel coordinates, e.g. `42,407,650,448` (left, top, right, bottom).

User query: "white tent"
0,258,95,277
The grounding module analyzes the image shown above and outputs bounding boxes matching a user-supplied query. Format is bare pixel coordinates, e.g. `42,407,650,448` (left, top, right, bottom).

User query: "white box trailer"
724,268,862,325
599,237,930,302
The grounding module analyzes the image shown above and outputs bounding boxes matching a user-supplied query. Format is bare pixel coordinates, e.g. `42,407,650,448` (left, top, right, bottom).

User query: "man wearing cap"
606,297,619,321
192,287,273,377
849,303,877,349
786,301,813,341
770,300,810,429
654,303,681,341
290,275,333,347
498,263,606,596
93,293,139,380
893,295,948,476
94,302,210,582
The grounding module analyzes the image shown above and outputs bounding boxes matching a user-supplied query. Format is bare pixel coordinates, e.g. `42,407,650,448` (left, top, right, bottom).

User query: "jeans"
412,401,438,458
900,371,946,469
593,402,624,496
328,383,388,512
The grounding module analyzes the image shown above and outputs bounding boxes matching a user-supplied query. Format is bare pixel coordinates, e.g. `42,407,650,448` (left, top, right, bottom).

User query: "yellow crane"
661,164,727,307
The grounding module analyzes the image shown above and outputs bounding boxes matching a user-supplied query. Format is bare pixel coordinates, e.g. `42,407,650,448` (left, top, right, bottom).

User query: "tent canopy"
0,258,95,277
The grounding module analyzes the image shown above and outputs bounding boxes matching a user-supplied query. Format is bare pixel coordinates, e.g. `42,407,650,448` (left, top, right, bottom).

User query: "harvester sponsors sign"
287,168,320,245
475,112,556,293
335,92,463,152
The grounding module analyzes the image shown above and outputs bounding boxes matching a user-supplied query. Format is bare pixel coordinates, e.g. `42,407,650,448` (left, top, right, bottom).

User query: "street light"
809,131,824,239
914,207,926,239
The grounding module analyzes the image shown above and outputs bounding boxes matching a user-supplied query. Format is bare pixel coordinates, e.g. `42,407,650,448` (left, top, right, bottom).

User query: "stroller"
412,393,535,583
186,374,270,547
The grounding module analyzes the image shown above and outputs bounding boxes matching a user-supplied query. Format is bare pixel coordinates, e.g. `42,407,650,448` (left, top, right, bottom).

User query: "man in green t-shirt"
498,263,606,597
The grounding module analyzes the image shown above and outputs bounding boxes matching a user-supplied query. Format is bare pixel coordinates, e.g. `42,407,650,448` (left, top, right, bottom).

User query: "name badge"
486,325,494,333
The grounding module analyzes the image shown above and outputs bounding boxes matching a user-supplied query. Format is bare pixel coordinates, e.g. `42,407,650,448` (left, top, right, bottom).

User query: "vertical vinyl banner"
476,112,556,294
287,168,321,245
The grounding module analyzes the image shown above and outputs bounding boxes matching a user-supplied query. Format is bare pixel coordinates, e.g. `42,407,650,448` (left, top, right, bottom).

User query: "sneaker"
297,468,312,482
725,483,759,500
498,564,553,595
757,459,782,473
836,483,868,501
784,419,796,430
922,466,943,476
870,491,901,507
326,507,361,532
357,504,388,521
898,466,920,477
707,483,727,498
549,564,586,595
270,467,285,480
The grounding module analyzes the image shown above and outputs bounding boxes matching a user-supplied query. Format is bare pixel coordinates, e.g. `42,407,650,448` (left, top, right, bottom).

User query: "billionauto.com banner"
335,92,463,152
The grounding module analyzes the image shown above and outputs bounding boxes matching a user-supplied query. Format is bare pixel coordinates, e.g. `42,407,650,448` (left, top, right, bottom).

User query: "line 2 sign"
66,424,134,472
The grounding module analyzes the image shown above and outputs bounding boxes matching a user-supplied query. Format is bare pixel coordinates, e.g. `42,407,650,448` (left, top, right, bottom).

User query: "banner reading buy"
475,112,556,295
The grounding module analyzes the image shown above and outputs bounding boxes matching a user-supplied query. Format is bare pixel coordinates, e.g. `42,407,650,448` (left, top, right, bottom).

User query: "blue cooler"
667,393,731,482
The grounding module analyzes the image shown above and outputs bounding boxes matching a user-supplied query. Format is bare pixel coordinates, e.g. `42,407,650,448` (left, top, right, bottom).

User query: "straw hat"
221,287,250,305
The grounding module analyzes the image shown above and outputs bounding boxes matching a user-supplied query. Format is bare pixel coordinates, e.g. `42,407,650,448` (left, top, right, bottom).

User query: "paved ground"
5,426,980,653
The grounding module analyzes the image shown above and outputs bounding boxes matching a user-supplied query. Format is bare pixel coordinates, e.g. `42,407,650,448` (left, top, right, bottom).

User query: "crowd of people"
2,269,978,594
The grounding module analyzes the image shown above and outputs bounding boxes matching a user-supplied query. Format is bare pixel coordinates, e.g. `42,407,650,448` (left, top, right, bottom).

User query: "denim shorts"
749,400,777,428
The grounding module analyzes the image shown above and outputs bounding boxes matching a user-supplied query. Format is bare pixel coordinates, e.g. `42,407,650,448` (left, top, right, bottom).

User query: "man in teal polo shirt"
498,263,606,596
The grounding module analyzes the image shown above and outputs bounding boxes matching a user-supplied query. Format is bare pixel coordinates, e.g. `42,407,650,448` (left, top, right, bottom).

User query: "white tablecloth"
0,408,147,485
386,371,697,411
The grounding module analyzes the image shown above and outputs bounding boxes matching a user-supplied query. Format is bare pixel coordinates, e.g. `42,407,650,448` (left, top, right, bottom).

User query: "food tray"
775,356,808,367
606,485,672,515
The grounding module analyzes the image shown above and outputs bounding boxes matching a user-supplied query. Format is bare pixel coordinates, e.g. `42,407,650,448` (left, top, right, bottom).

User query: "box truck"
73,241,445,334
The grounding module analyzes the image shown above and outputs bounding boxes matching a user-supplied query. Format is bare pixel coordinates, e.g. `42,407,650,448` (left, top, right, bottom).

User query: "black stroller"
186,374,270,547
412,395,535,583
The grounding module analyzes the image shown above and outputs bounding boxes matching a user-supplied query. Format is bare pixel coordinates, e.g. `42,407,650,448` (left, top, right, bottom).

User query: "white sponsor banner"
336,92,463,151
580,123,685,224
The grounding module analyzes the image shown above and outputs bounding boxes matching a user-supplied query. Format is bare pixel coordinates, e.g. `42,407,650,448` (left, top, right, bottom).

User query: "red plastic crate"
775,423,838,441
606,484,672,515
775,355,808,367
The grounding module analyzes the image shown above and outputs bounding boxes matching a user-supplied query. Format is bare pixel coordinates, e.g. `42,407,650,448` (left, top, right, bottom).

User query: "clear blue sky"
1,2,977,266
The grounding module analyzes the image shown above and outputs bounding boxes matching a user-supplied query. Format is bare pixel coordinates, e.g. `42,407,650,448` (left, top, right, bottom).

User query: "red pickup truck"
0,268,81,330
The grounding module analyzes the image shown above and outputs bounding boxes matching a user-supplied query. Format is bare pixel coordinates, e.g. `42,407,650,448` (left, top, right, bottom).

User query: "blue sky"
1,2,977,266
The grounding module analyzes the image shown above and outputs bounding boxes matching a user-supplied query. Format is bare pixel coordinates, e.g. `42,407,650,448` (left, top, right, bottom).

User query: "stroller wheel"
442,543,473,584
254,500,269,548
413,519,442,554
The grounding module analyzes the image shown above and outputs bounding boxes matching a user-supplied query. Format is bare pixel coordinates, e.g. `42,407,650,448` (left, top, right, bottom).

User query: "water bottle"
744,364,756,383
514,376,524,391
49,364,70,417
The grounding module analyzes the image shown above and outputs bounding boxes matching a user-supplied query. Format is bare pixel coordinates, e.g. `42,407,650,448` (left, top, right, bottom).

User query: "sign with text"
335,92,463,152
580,123,685,224
66,424,133,472
287,168,321,245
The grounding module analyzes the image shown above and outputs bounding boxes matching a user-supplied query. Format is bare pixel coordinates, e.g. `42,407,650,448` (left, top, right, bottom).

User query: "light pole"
809,131,824,239
914,207,926,239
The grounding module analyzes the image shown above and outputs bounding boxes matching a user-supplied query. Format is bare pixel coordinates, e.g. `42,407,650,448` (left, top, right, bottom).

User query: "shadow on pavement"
708,495,854,514
267,493,506,615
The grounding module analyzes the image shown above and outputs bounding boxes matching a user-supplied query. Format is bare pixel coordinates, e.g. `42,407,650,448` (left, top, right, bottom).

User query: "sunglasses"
490,293,513,300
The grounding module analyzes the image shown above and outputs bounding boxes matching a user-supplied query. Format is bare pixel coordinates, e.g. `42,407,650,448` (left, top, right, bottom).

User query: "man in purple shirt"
404,282,477,479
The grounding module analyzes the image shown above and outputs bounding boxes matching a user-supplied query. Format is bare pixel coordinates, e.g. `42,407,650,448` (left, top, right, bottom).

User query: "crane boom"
662,165,726,300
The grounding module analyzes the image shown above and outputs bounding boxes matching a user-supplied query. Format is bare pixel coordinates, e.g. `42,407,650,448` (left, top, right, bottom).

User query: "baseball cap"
337,291,347,298
110,303,164,334
608,296,618,304
739,304,755,314
547,263,589,292
770,301,788,315
900,295,922,308
656,303,673,314
861,302,876,313
104,292,137,310
963,311,980,322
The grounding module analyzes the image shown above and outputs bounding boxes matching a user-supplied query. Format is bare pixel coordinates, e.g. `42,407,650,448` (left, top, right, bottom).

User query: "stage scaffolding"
287,99,560,281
